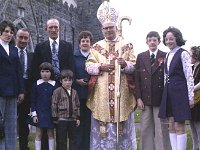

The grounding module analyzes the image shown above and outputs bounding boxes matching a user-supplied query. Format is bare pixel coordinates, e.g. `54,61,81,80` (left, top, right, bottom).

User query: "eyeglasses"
102,26,115,30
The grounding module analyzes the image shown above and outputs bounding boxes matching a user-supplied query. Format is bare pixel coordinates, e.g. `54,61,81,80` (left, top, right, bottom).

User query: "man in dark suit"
16,28,33,150
135,31,171,150
30,18,74,150
30,18,74,83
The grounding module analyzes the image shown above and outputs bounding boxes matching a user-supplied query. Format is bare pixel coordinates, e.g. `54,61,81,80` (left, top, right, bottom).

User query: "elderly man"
86,1,137,149
30,18,74,150
30,18,74,83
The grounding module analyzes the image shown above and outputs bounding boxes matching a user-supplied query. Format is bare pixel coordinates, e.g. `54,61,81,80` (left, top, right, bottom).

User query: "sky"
110,0,200,55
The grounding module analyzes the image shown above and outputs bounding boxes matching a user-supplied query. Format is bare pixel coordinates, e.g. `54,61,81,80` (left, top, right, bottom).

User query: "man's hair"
163,26,186,46
46,18,59,27
146,31,160,42
60,69,74,80
78,31,93,44
190,46,200,61
0,20,16,35
17,28,30,34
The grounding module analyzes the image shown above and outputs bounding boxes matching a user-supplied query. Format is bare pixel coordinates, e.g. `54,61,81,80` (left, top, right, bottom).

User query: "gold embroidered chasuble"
86,37,136,123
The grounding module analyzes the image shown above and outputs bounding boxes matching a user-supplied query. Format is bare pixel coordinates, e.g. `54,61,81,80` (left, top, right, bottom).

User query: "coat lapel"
141,51,151,74
46,40,52,60
151,50,164,74
0,44,9,60
27,51,32,68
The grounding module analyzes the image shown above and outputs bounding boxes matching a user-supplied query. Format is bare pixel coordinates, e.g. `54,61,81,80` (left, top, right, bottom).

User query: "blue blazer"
0,44,24,97
74,49,89,99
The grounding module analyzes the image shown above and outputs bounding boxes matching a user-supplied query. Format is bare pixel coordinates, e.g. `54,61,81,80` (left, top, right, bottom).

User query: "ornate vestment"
86,37,136,123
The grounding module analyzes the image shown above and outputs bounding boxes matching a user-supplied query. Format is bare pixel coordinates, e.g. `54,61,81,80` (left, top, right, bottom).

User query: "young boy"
52,69,80,150
135,31,171,150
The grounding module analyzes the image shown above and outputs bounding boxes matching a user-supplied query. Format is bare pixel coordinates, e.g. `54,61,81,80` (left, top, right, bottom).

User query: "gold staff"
116,16,132,150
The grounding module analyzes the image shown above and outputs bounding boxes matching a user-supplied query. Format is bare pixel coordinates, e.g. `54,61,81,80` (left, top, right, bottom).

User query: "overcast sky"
110,0,200,55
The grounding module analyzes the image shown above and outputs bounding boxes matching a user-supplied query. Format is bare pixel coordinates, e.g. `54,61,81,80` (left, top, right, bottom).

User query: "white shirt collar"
37,79,56,86
67,88,71,95
49,37,59,46
149,49,158,57
0,39,9,55
16,46,27,53
80,49,90,57
170,46,181,53
0,39,9,46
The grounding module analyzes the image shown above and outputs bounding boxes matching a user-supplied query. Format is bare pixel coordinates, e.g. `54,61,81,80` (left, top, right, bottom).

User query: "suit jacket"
26,50,33,80
0,44,24,97
135,50,166,106
30,39,74,82
17,49,33,116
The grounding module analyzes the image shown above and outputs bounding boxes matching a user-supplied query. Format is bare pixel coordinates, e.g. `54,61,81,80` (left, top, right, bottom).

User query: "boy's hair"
146,31,160,42
39,62,54,73
60,69,74,80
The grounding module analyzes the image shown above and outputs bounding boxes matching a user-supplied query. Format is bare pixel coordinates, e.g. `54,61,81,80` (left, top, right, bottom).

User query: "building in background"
0,0,103,51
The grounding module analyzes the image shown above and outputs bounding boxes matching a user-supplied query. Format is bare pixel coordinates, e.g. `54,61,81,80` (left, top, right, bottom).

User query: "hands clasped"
100,58,127,72
100,64,115,72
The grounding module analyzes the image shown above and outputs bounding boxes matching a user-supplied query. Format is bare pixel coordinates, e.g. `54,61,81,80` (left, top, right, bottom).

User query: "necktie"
52,41,56,53
150,53,155,65
51,41,60,79
19,49,25,74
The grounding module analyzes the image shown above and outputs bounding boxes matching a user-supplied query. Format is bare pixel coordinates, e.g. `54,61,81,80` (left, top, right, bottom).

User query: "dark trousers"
57,120,78,150
41,129,49,150
76,99,91,150
18,102,30,150
18,79,30,150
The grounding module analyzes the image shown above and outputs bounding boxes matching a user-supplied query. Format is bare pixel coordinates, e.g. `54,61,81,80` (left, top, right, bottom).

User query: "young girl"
31,62,57,150
158,27,194,150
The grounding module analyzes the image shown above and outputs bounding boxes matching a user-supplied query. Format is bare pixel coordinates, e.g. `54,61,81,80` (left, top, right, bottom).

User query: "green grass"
17,110,193,150
134,108,193,150
17,133,35,150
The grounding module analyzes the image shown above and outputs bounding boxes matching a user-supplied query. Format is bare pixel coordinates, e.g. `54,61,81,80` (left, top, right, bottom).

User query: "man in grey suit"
135,31,171,150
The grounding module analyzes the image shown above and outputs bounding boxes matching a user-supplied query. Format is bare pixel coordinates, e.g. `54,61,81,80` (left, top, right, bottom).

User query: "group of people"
0,16,92,150
0,1,200,150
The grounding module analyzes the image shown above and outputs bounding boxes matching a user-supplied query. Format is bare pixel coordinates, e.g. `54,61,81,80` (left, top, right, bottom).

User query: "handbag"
0,110,5,139
27,114,38,126
194,89,200,105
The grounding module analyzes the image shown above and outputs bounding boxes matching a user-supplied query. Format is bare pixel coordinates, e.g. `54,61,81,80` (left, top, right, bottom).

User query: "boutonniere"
158,58,164,66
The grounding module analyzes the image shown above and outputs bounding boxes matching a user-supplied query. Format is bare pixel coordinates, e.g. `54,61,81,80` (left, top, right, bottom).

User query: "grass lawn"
17,109,193,150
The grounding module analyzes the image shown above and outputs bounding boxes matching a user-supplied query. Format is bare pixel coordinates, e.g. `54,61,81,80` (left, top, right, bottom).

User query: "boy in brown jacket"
52,69,80,150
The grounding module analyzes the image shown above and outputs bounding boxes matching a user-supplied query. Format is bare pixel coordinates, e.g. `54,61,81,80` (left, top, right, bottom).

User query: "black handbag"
0,110,5,139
